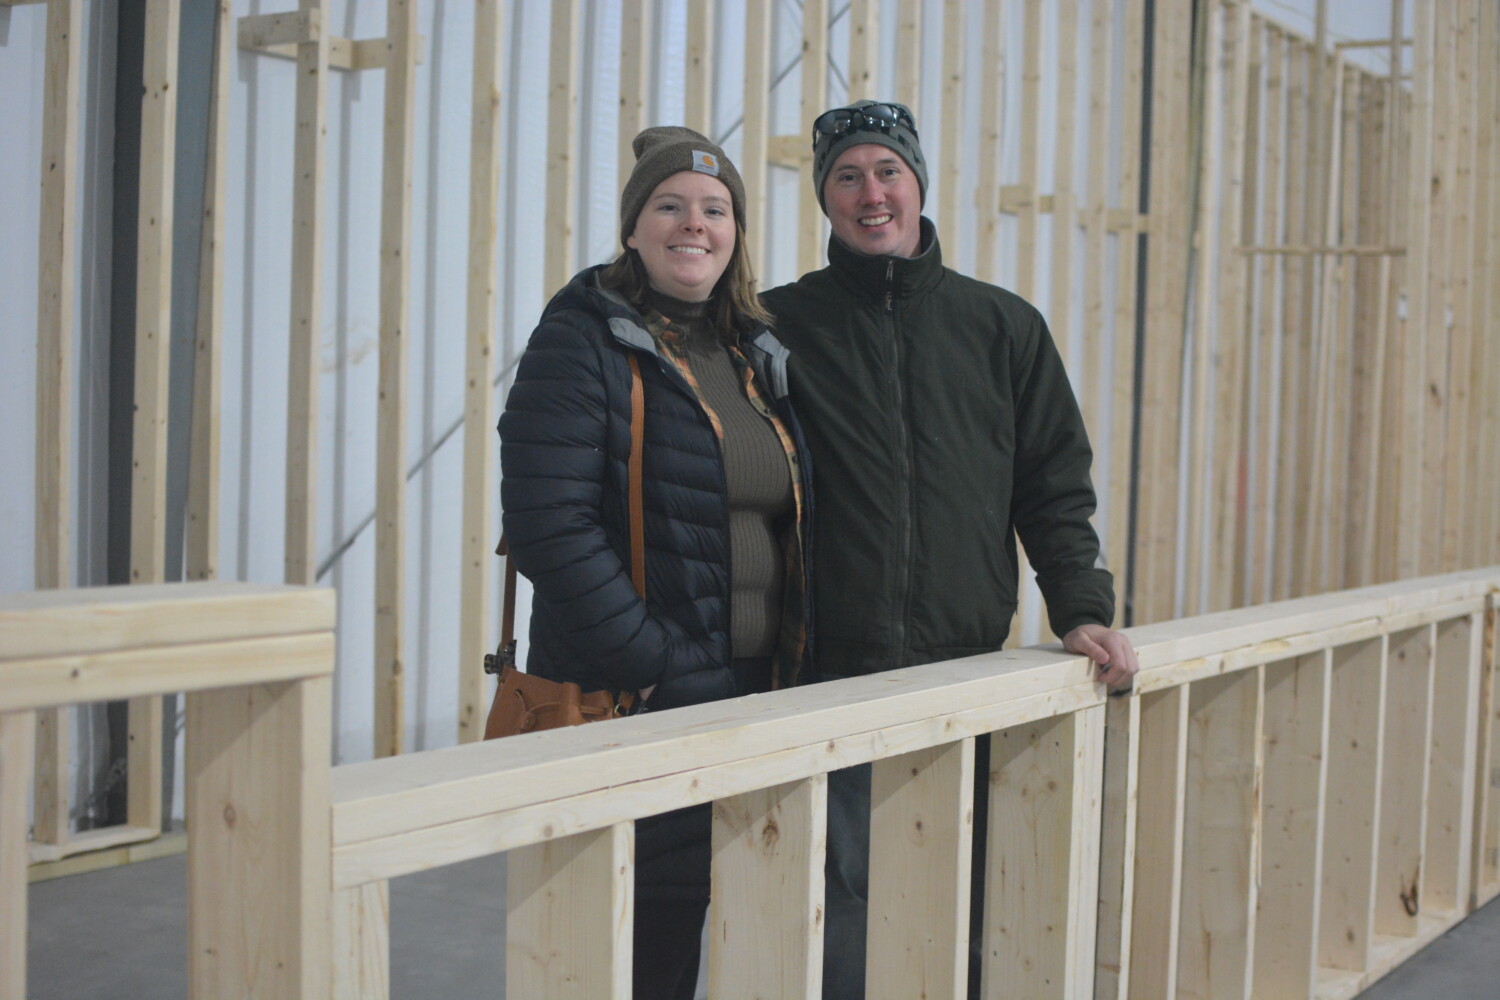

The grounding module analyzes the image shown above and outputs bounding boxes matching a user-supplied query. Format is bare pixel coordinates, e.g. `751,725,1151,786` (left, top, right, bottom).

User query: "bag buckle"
482,640,518,676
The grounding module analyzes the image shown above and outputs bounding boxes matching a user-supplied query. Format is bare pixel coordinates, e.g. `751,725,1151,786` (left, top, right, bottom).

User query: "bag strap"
493,353,647,709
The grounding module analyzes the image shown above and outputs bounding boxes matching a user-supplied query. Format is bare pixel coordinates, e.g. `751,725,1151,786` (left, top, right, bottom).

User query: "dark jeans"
633,897,708,1000
822,732,993,1000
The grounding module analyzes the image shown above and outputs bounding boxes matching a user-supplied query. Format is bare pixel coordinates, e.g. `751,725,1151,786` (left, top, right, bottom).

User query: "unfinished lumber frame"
797,0,829,276
545,0,580,295
458,0,505,744
373,0,419,761
1134,0,1193,625
1,583,337,1000
684,2,713,136
741,1,770,276
710,778,827,997
31,0,82,860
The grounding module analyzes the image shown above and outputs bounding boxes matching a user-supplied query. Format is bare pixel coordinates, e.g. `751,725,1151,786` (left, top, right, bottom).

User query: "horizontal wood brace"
237,13,427,73
999,184,1055,214
238,10,322,50
0,0,48,6
27,824,158,865
1082,208,1149,232
767,134,810,168
1236,244,1407,256
1335,37,1413,49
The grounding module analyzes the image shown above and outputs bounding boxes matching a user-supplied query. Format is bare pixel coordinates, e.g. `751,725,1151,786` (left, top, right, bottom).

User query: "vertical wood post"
1426,615,1482,912
847,0,879,99
981,706,1105,998
973,0,1004,284
617,0,650,198
0,711,36,1000
935,0,964,252
508,824,634,999
459,0,505,744
895,0,921,114
332,881,391,999
797,0,829,276
1319,638,1386,972
186,0,232,587
545,0,580,295
742,1,771,277
866,740,975,998
284,0,329,587
127,0,183,833
1135,0,1194,624
710,776,828,998
374,0,419,760
1177,669,1262,1000
1376,626,1435,935
684,2,713,136
1095,692,1141,1000
186,676,333,998
32,0,83,853
1253,653,1330,997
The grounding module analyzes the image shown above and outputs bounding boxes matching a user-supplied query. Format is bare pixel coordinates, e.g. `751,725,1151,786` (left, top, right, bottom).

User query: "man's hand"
1062,623,1138,690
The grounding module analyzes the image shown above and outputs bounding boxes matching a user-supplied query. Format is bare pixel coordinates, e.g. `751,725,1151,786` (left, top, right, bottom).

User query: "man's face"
821,143,922,258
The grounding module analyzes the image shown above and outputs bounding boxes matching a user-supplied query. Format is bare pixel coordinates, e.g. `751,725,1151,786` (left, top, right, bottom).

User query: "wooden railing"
4,569,1496,998
0,583,337,1000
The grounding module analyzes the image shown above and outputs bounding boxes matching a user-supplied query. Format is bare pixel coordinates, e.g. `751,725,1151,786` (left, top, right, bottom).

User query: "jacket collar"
825,216,944,301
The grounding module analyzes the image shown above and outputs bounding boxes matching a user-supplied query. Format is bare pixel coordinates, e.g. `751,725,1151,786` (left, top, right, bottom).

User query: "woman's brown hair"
600,217,774,345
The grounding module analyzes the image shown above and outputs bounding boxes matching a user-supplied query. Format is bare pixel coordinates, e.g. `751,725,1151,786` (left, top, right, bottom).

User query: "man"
762,100,1138,998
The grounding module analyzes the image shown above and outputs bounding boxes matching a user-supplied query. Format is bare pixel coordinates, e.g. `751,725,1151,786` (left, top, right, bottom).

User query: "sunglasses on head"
811,102,919,142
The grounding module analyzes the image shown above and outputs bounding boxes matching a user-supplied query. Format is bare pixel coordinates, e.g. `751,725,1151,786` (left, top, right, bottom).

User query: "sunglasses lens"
812,104,918,141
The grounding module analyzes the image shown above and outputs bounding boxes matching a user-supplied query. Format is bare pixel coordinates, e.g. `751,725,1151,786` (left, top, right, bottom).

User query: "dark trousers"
633,897,708,1000
821,735,993,1000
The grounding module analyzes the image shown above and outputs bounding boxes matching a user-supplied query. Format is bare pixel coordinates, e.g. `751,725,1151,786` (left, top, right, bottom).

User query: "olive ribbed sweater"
648,290,792,658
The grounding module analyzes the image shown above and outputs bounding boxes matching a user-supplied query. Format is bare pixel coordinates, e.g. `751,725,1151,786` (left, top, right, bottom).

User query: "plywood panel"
507,823,632,999
709,777,827,997
866,740,974,998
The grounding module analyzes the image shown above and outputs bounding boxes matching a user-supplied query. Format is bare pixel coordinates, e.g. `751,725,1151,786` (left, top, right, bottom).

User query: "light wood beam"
507,824,633,999
459,0,504,744
373,0,419,760
710,777,827,997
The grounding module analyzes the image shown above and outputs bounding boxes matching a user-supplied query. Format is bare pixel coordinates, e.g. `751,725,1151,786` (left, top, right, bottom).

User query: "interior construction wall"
5,0,1497,837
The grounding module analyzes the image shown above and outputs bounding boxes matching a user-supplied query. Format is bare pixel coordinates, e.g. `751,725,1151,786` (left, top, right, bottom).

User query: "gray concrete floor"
27,851,1500,998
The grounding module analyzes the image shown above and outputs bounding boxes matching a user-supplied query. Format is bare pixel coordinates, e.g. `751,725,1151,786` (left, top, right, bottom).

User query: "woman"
499,127,811,999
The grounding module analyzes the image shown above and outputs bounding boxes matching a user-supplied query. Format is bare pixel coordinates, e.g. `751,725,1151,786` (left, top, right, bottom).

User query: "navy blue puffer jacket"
499,266,811,713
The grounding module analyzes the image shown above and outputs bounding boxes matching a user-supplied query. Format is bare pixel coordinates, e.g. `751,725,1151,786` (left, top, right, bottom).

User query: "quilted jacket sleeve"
498,313,719,695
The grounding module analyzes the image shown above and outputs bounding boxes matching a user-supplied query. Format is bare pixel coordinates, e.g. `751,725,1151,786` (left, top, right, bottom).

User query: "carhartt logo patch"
691,150,720,177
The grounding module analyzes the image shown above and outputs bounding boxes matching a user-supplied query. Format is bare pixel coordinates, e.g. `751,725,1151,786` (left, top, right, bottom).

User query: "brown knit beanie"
620,126,746,247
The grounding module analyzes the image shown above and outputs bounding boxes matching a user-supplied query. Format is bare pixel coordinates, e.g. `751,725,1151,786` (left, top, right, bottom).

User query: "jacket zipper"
886,260,914,665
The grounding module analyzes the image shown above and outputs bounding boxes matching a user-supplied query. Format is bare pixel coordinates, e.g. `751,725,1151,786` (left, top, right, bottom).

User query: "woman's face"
626,171,735,302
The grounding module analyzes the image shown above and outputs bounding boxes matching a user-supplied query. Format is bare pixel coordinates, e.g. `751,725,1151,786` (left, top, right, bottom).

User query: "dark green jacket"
762,219,1113,677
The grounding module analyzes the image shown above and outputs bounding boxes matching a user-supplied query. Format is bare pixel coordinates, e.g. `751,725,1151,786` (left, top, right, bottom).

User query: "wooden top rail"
329,568,1499,891
331,647,1102,888
0,582,336,712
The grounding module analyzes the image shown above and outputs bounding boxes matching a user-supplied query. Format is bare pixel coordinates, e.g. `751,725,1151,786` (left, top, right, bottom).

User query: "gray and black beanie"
811,99,927,211
619,126,746,247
